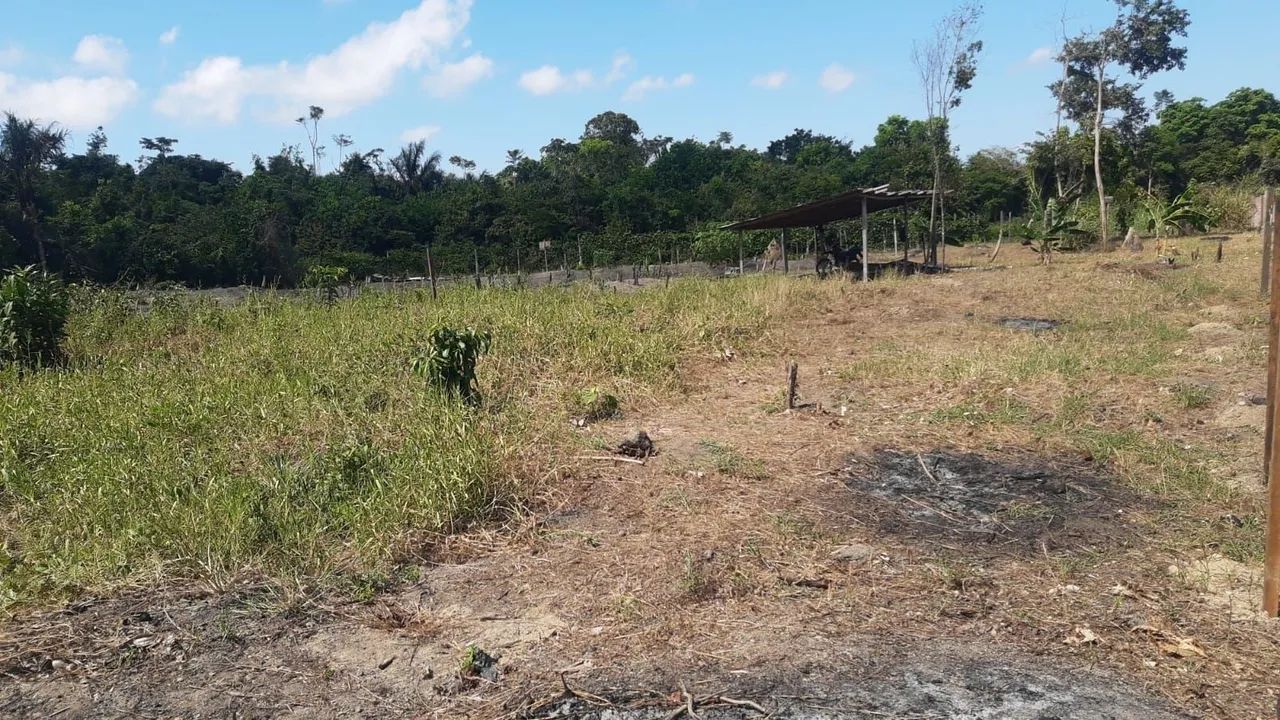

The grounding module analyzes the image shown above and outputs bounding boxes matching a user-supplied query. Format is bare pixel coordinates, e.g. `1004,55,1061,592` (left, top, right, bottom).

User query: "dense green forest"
1,87,1278,286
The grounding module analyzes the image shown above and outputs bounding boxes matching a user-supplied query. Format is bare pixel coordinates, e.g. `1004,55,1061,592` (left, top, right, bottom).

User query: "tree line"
0,2,1276,287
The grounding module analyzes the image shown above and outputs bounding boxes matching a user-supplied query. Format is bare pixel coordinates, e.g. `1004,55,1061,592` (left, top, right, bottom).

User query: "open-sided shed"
722,184,936,280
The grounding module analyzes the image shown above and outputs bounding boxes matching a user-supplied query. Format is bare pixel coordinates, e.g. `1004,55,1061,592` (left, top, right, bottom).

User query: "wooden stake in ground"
786,362,799,410
989,211,1004,264
1265,203,1280,616
1262,188,1274,295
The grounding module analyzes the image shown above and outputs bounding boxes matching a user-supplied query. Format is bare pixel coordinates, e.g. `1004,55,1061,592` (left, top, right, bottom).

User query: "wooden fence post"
426,244,437,300
786,362,798,410
1262,188,1274,295
1266,203,1280,616
861,196,869,282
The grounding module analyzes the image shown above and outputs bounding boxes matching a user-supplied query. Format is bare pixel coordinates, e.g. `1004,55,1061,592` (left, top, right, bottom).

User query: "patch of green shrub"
0,266,70,369
411,326,493,405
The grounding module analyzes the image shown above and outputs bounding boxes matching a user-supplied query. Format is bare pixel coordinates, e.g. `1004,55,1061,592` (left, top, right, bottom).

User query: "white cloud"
421,53,492,97
819,63,855,93
518,65,594,96
0,36,137,127
0,44,23,67
73,35,129,76
751,70,788,90
604,52,634,84
622,72,693,102
517,51,632,96
156,0,474,123
0,73,139,128
400,124,441,143
159,26,180,46
1025,47,1054,66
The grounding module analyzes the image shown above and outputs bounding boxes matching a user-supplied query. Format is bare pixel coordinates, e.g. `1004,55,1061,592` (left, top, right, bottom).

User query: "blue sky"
1,0,1276,173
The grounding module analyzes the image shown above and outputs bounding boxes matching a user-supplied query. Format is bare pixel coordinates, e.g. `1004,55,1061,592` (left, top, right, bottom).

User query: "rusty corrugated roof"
721,184,935,231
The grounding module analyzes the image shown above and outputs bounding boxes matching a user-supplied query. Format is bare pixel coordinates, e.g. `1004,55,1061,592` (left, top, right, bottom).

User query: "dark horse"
816,245,863,278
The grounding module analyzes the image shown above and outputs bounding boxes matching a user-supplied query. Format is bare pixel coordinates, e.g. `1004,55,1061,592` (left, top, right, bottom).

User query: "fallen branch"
572,455,646,465
916,454,939,484
713,695,769,714
558,671,612,707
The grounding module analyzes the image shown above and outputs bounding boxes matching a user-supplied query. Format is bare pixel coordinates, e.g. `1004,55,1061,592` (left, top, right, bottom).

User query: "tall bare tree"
1053,0,1189,248
295,105,325,174
332,133,353,167
913,3,984,267
0,114,67,271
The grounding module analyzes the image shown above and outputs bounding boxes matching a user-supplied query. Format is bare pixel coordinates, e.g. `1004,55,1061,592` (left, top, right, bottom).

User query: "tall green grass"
0,278,817,607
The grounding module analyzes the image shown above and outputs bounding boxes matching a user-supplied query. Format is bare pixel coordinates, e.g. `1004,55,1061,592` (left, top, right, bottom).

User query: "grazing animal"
816,246,864,278
760,239,783,271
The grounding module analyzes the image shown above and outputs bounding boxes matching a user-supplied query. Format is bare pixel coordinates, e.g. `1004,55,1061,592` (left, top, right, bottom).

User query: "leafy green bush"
303,264,350,303
0,266,70,369
411,326,492,404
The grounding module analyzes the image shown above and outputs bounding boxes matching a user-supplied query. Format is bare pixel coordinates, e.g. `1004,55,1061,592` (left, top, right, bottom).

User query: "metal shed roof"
721,184,935,231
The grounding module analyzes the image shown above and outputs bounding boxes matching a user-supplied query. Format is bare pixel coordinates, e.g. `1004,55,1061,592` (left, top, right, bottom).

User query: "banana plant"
1017,198,1091,265
1141,189,1211,241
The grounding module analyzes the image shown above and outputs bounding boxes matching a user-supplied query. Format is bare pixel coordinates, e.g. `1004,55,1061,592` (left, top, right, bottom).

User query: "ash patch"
998,317,1062,332
841,450,1142,553
518,639,1185,719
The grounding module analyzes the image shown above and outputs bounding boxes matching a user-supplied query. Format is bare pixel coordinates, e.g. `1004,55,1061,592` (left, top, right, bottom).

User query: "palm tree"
390,140,443,196
505,149,525,167
0,114,68,271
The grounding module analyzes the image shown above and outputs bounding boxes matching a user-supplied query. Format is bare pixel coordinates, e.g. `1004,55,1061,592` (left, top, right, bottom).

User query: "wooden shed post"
861,195,869,282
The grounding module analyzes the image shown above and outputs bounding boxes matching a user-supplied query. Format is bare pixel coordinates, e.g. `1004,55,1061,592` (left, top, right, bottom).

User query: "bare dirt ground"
4,239,1279,718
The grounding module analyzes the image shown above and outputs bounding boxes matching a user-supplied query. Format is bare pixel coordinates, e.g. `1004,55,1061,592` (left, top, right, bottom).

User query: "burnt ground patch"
997,316,1063,331
838,449,1149,554
501,637,1186,719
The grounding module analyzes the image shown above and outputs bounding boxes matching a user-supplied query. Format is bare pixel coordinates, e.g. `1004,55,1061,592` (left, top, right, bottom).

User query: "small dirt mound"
997,317,1062,332
1187,321,1243,345
840,450,1144,553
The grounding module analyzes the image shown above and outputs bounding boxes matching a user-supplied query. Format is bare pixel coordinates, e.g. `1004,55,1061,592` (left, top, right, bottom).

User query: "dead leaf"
1159,638,1206,659
1064,625,1101,646
1109,583,1138,599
